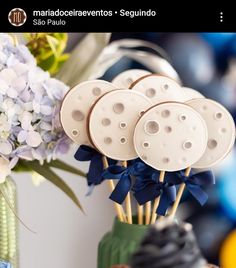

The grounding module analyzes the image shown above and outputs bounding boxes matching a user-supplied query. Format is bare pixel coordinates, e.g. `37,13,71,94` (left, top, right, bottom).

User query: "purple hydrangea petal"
9,156,19,169
0,140,12,155
12,76,26,92
40,105,53,115
0,68,17,84
20,111,33,130
7,86,18,98
17,130,27,143
0,34,71,179
25,130,42,147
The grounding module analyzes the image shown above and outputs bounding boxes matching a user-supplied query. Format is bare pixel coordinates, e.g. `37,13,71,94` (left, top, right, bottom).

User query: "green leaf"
38,54,56,71
46,35,59,56
23,161,84,213
13,161,33,172
48,159,86,177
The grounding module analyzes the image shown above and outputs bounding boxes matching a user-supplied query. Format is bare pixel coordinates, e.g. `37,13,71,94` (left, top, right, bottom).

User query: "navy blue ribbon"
74,145,116,190
133,175,176,216
102,165,132,204
166,170,215,206
102,161,150,204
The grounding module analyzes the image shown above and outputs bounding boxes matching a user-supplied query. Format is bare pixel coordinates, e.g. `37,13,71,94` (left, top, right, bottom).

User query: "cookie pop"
169,98,235,217
60,80,117,146
112,69,151,89
133,102,208,223
89,89,152,224
130,74,186,104
60,80,126,222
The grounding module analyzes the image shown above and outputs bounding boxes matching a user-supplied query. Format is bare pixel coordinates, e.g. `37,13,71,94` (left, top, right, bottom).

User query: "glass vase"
0,177,18,268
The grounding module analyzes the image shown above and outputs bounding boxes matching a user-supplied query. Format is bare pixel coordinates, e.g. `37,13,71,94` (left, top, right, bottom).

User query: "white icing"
187,98,235,168
131,75,185,104
60,80,117,146
134,102,208,171
112,69,151,88
89,90,152,160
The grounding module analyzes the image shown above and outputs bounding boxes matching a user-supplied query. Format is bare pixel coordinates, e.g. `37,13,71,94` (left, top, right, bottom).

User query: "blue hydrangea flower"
0,34,71,182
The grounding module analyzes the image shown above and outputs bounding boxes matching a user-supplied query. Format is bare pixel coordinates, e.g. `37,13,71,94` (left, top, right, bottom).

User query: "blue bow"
133,175,176,216
0,261,12,268
102,165,132,204
74,145,115,192
102,161,148,204
166,170,215,206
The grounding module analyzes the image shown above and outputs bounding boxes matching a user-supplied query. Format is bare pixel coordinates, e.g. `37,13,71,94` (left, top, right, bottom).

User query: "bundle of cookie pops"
60,69,235,227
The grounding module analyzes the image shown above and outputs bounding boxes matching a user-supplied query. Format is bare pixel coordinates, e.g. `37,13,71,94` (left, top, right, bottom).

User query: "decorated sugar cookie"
112,69,151,88
182,87,205,101
130,75,185,104
88,90,152,160
187,98,235,168
60,80,117,146
133,102,208,171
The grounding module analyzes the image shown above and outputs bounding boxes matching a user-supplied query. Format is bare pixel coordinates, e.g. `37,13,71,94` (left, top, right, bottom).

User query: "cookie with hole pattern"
187,98,235,168
112,69,151,89
88,90,152,160
130,74,185,104
60,80,117,146
133,102,208,171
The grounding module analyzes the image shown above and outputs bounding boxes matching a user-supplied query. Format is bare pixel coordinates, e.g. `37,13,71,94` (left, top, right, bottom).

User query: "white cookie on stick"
134,101,208,223
88,89,152,161
187,98,235,169
112,69,151,88
130,75,186,104
133,102,208,171
60,80,117,146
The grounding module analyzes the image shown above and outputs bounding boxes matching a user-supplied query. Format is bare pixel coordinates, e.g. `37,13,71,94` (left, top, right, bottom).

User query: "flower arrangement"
0,33,86,208
0,33,88,268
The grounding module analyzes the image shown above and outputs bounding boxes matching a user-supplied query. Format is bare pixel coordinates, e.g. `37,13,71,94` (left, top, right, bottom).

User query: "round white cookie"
187,98,235,168
182,87,205,101
130,75,186,104
134,102,208,171
60,80,117,146
112,69,151,89
89,90,153,160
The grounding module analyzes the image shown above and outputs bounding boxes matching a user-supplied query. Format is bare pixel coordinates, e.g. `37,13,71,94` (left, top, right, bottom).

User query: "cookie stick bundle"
59,69,233,227
60,80,126,222
88,90,152,224
169,98,235,217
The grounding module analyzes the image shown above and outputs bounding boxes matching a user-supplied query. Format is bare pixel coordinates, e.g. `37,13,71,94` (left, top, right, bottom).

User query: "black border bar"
0,6,234,32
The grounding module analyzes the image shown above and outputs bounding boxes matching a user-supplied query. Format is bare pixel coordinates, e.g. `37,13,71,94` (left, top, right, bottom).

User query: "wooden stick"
168,167,191,218
150,171,165,224
102,156,126,222
137,204,143,225
122,161,133,224
145,202,151,225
